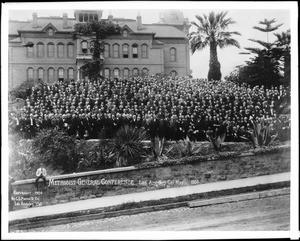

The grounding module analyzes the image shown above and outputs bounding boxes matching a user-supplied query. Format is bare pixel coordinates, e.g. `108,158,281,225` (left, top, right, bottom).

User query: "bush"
109,125,149,167
206,131,226,152
32,129,79,173
175,136,204,157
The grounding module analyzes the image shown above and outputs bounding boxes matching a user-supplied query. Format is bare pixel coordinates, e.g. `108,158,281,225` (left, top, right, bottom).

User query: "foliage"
31,129,79,173
206,131,226,152
189,11,241,81
109,125,149,167
9,79,35,101
243,120,278,148
176,136,203,157
77,140,115,171
72,20,121,79
151,137,174,162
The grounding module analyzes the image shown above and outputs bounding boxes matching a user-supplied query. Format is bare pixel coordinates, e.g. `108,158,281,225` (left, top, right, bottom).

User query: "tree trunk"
208,42,221,81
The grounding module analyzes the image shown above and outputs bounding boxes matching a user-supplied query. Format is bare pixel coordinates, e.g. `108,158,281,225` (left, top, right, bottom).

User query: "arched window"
57,43,64,58
90,41,94,53
104,44,110,58
141,44,148,59
170,47,176,62
58,68,64,81
104,68,110,79
37,43,44,57
122,29,128,37
47,28,54,36
81,41,88,54
123,68,129,80
27,42,34,57
132,68,139,76
122,44,129,58
113,44,120,58
47,43,54,57
132,44,138,58
27,68,34,81
48,68,55,83
94,14,98,21
67,43,74,58
38,68,44,81
84,13,88,22
142,68,149,76
89,13,94,22
170,70,177,78
79,13,83,22
114,68,120,77
68,68,74,80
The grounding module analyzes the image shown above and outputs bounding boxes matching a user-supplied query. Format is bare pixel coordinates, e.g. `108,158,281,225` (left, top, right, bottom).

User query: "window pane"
48,44,54,57
133,45,138,58
104,44,110,58
89,13,93,22
104,69,110,79
84,13,88,22
123,45,128,58
79,13,83,22
133,68,138,76
28,68,34,80
68,44,74,57
37,44,44,57
38,69,44,80
142,45,147,58
170,48,176,61
123,69,129,79
48,29,53,36
58,69,64,79
82,41,87,53
94,14,98,21
113,44,119,58
68,69,74,80
27,45,34,57
48,68,54,82
58,44,64,57
114,69,119,77
122,30,128,37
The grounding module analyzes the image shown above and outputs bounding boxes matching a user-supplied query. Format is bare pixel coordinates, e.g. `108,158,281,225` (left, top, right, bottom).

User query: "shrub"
109,125,149,167
176,136,203,157
206,131,226,152
244,120,278,148
32,129,79,173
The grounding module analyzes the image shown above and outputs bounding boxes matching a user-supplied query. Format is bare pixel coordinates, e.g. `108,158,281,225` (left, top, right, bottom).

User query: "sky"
6,2,293,79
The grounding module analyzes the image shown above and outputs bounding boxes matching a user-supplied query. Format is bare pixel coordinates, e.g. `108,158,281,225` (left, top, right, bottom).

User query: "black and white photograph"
1,1,299,239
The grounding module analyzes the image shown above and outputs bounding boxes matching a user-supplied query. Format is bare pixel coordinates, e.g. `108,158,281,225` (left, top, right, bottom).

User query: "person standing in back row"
35,163,47,190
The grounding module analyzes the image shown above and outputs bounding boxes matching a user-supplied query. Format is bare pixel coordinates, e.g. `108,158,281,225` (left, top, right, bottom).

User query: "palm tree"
189,11,241,81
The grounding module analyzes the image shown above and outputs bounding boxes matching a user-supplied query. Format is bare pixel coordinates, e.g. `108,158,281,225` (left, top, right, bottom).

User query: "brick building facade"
8,10,191,89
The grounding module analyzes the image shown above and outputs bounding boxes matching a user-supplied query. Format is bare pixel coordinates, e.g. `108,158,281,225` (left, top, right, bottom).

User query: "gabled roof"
17,17,76,32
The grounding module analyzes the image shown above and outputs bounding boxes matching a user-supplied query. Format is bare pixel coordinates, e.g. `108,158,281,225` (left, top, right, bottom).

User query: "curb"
9,182,290,231
189,187,290,208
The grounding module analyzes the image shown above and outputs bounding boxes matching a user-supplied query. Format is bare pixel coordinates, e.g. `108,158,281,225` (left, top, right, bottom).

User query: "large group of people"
8,75,291,142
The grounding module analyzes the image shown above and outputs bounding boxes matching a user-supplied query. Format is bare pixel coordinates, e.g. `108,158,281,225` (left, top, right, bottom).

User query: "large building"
8,10,191,88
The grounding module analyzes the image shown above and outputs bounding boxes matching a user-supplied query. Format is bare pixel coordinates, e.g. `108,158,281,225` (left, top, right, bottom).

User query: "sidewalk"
9,172,290,222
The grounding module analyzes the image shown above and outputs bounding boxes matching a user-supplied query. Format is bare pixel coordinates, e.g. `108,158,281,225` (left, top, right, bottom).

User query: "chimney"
137,12,142,30
63,13,68,29
32,12,38,28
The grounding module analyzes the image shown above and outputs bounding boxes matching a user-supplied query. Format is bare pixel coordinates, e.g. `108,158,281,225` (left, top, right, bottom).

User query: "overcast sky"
6,2,293,78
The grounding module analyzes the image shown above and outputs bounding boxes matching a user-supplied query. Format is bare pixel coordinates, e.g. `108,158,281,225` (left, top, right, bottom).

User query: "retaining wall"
10,149,290,210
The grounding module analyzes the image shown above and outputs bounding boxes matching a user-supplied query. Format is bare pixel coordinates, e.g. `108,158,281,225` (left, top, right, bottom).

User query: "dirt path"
18,194,290,232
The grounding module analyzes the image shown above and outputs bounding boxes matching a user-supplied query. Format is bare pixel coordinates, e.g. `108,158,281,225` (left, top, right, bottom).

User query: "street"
19,194,289,232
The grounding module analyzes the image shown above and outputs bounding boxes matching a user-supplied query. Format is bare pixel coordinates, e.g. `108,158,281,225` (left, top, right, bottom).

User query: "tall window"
132,44,138,58
142,68,149,76
122,29,128,37
47,28,54,36
123,68,129,79
141,44,148,58
27,68,34,81
132,68,139,76
57,43,64,58
79,13,83,22
27,43,34,57
68,68,74,80
82,41,88,54
84,13,88,22
38,68,44,81
58,68,64,81
89,13,94,22
48,68,54,83
104,44,110,58
114,68,120,77
170,70,177,78
122,44,129,58
113,44,119,58
37,43,44,57
170,47,176,62
47,43,54,57
67,43,74,58
94,14,98,21
104,68,110,79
